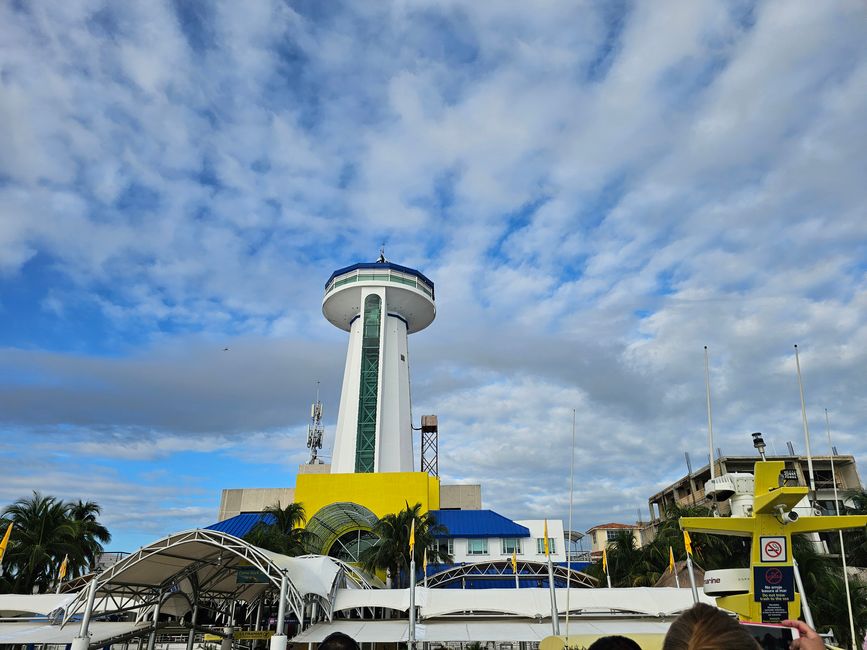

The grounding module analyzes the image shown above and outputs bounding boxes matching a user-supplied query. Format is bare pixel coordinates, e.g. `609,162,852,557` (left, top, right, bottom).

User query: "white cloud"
0,0,866,544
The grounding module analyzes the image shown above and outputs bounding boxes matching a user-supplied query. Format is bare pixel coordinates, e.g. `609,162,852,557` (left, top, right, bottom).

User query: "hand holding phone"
781,620,824,650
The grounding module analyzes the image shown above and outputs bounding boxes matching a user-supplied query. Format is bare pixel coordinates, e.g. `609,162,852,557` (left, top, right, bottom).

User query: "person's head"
587,636,642,649
663,603,759,650
319,631,359,650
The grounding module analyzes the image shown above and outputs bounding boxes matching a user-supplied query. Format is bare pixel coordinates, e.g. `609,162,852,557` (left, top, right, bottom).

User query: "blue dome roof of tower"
325,261,435,293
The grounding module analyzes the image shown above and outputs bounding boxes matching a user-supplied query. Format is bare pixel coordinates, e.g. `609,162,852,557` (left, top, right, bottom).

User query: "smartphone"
740,622,799,650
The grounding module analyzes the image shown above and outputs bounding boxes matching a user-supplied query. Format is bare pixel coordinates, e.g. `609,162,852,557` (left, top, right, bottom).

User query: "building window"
467,538,488,555
536,538,556,554
502,538,522,554
433,538,454,557
606,530,622,541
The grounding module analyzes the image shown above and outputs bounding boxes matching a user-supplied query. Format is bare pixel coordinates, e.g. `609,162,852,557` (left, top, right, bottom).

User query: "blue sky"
1,1,866,552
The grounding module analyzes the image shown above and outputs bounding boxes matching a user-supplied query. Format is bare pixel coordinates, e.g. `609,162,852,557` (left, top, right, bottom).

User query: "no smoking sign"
760,536,787,563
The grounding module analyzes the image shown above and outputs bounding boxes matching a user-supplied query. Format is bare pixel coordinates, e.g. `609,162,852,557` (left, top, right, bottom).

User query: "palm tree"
2,492,77,593
244,502,309,556
66,500,111,577
359,502,449,588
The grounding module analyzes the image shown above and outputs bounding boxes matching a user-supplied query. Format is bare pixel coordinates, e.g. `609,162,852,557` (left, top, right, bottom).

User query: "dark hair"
588,635,642,649
319,631,360,650
663,603,760,650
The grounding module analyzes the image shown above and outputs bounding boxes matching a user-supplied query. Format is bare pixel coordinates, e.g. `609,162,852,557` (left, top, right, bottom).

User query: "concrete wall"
217,487,296,521
440,484,482,510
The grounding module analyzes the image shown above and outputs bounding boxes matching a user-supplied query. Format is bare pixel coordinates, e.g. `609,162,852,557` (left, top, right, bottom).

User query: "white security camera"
774,505,798,525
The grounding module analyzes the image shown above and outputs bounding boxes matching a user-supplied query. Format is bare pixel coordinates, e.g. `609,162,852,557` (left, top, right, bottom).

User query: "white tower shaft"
322,260,435,475
331,287,413,473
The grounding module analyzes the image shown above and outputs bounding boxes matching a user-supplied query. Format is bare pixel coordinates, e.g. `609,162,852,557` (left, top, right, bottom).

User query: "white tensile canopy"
332,586,713,618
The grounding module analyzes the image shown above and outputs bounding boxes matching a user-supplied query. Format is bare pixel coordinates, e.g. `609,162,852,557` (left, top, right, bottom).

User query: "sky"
1,0,866,553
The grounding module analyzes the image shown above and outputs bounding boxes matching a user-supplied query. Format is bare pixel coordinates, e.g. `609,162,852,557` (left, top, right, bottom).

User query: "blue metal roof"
429,510,531,539
325,261,435,291
205,512,275,538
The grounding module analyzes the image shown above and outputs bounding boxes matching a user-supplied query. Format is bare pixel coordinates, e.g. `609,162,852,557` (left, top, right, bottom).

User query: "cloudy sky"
1,0,866,552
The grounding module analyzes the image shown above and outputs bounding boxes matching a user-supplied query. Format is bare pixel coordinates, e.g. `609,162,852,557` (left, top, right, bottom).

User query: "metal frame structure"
425,560,597,589
61,529,310,629
420,415,439,477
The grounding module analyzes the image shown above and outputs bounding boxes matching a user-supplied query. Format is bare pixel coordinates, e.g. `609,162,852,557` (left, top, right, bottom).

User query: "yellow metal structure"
295,471,440,522
542,634,665,650
680,460,867,623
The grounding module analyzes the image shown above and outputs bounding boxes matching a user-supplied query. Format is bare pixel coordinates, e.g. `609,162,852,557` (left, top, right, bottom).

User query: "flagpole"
409,520,416,649
565,408,576,642
669,546,680,589
544,520,560,636
513,551,519,589
603,547,611,588
683,531,699,603
704,346,716,480
826,409,856,650
794,345,816,496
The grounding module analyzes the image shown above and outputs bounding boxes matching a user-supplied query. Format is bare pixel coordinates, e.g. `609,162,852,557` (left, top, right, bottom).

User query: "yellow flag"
683,530,693,556
423,548,428,572
0,523,11,564
59,554,69,580
511,550,517,573
409,518,415,553
602,546,608,574
668,546,675,574
543,519,550,557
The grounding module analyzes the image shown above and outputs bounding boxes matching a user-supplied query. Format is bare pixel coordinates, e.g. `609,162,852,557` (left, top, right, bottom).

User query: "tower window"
355,295,381,473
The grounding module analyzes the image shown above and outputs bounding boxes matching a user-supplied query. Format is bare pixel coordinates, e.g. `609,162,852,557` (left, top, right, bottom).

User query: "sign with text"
753,565,795,603
760,601,789,623
759,536,787,563
236,566,270,584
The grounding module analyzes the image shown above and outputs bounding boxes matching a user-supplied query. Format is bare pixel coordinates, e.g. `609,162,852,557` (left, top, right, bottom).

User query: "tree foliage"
243,501,309,556
1,492,112,594
359,502,450,588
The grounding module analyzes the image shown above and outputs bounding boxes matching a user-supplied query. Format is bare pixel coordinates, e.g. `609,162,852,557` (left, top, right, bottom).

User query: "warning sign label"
760,536,787,563
754,565,795,602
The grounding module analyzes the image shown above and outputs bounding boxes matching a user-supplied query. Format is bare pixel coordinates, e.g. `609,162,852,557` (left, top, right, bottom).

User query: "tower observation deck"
323,258,435,474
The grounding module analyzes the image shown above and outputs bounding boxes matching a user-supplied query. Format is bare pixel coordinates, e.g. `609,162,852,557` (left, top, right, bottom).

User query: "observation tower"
323,254,435,474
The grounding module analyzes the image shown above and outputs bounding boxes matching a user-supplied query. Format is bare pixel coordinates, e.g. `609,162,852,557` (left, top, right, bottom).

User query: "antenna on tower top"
307,381,325,464
377,243,387,264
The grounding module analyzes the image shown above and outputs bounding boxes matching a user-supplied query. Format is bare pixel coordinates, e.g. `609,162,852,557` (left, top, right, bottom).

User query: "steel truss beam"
61,529,309,628
425,559,597,589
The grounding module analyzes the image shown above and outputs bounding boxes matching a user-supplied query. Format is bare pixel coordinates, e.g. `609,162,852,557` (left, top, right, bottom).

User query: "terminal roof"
430,509,531,538
325,261,435,291
206,512,276,538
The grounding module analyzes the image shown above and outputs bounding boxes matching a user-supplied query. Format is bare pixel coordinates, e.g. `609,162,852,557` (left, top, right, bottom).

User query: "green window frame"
467,538,488,555
355,294,381,472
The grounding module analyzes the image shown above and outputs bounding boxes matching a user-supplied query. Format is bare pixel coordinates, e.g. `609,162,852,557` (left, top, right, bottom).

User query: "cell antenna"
307,381,325,464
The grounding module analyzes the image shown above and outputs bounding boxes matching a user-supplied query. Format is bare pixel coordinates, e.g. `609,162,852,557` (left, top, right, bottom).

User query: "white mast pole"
565,409,576,642
704,346,716,480
826,409,856,650
794,345,816,495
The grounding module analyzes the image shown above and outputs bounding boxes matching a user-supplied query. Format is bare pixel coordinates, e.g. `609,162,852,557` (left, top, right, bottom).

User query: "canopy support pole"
72,577,99,650
146,591,163,650
269,572,289,650
186,602,199,650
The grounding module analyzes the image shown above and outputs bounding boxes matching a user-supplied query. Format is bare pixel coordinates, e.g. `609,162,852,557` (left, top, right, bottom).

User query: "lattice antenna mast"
307,381,325,464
